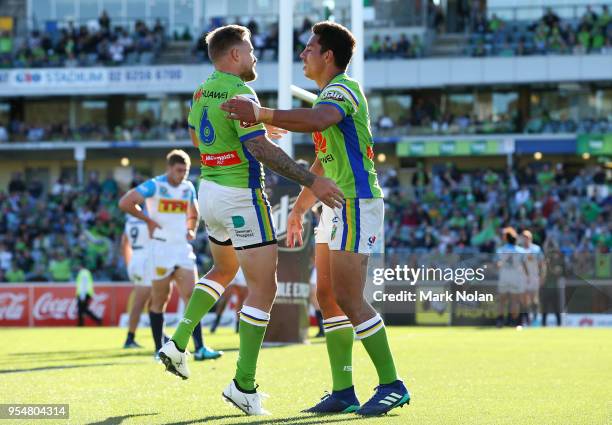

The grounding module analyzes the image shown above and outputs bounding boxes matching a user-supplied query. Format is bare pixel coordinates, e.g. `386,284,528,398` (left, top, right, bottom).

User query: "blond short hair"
166,149,191,167
205,25,251,62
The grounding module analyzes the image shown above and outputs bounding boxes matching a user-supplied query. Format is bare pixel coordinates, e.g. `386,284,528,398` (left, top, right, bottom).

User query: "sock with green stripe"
172,278,224,351
355,314,398,385
234,305,270,391
323,316,354,391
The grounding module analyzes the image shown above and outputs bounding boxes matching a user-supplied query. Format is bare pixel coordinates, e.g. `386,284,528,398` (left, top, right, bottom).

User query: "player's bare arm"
243,135,344,209
186,200,199,241
189,128,199,148
221,100,343,133
120,233,132,265
287,159,324,248
118,189,161,237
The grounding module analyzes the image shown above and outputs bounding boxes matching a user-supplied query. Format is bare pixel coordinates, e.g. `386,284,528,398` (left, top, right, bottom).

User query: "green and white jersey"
188,70,266,189
312,73,383,199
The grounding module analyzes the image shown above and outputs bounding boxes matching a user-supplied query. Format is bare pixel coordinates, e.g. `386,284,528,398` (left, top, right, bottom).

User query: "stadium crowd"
0,162,610,283
373,106,612,136
468,5,612,57
0,170,216,283
1,4,610,69
0,119,189,143
0,12,164,68
381,163,611,278
2,100,610,144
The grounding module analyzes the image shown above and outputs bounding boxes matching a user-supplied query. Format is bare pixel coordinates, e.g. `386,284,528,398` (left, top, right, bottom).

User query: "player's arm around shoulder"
221,97,343,132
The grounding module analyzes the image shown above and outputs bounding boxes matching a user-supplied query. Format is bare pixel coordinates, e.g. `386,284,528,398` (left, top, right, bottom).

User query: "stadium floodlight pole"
351,0,365,85
278,0,294,157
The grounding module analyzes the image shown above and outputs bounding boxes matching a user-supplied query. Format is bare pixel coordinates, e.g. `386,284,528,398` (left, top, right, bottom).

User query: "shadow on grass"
0,361,142,375
8,338,324,359
7,348,129,356
0,351,154,365
86,412,158,425
163,413,379,425
162,414,243,425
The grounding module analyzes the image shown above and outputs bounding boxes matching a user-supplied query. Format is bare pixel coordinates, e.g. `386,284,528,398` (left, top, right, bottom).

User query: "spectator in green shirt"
369,35,382,58
489,14,503,33
483,169,499,185
537,165,555,187
578,27,591,52
0,31,12,66
6,261,25,283
591,28,605,52
49,252,72,282
581,200,601,223
448,210,467,229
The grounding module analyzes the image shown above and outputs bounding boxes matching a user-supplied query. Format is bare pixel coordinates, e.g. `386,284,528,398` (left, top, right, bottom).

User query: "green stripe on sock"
325,326,354,391
172,288,217,351
234,319,268,391
360,325,398,385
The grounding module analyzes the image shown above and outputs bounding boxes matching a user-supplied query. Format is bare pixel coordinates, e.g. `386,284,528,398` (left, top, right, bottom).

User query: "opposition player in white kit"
520,230,545,325
496,227,528,327
119,150,221,360
121,212,151,348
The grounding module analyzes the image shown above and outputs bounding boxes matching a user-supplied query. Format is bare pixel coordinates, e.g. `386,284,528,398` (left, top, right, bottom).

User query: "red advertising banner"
0,283,180,327
0,286,30,326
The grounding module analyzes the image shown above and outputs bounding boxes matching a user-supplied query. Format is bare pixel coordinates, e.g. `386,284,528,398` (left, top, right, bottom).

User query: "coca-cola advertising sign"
0,284,134,327
0,287,29,326
33,290,108,322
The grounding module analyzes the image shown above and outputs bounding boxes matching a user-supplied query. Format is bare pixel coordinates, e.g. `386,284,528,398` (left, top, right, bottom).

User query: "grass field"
1,326,610,425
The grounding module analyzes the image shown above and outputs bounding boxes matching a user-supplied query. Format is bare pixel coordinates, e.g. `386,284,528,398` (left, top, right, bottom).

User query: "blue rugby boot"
303,386,360,414
355,380,410,416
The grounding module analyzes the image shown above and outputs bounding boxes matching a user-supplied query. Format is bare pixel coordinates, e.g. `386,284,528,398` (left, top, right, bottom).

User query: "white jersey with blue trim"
523,244,543,276
124,214,149,250
135,175,196,243
496,244,526,273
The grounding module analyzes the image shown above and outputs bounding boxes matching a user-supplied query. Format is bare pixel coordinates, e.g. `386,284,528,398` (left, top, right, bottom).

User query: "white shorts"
309,268,317,287
498,271,526,294
150,239,196,280
128,251,151,287
198,179,276,249
525,275,540,292
315,198,384,255
231,268,247,288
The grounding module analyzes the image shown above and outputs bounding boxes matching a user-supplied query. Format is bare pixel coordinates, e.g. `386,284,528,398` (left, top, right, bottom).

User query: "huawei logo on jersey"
313,131,327,154
158,199,188,213
366,146,374,160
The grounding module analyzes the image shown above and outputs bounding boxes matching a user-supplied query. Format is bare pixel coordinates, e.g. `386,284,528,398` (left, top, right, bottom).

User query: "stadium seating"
1,5,609,69
466,6,612,57
1,16,164,69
